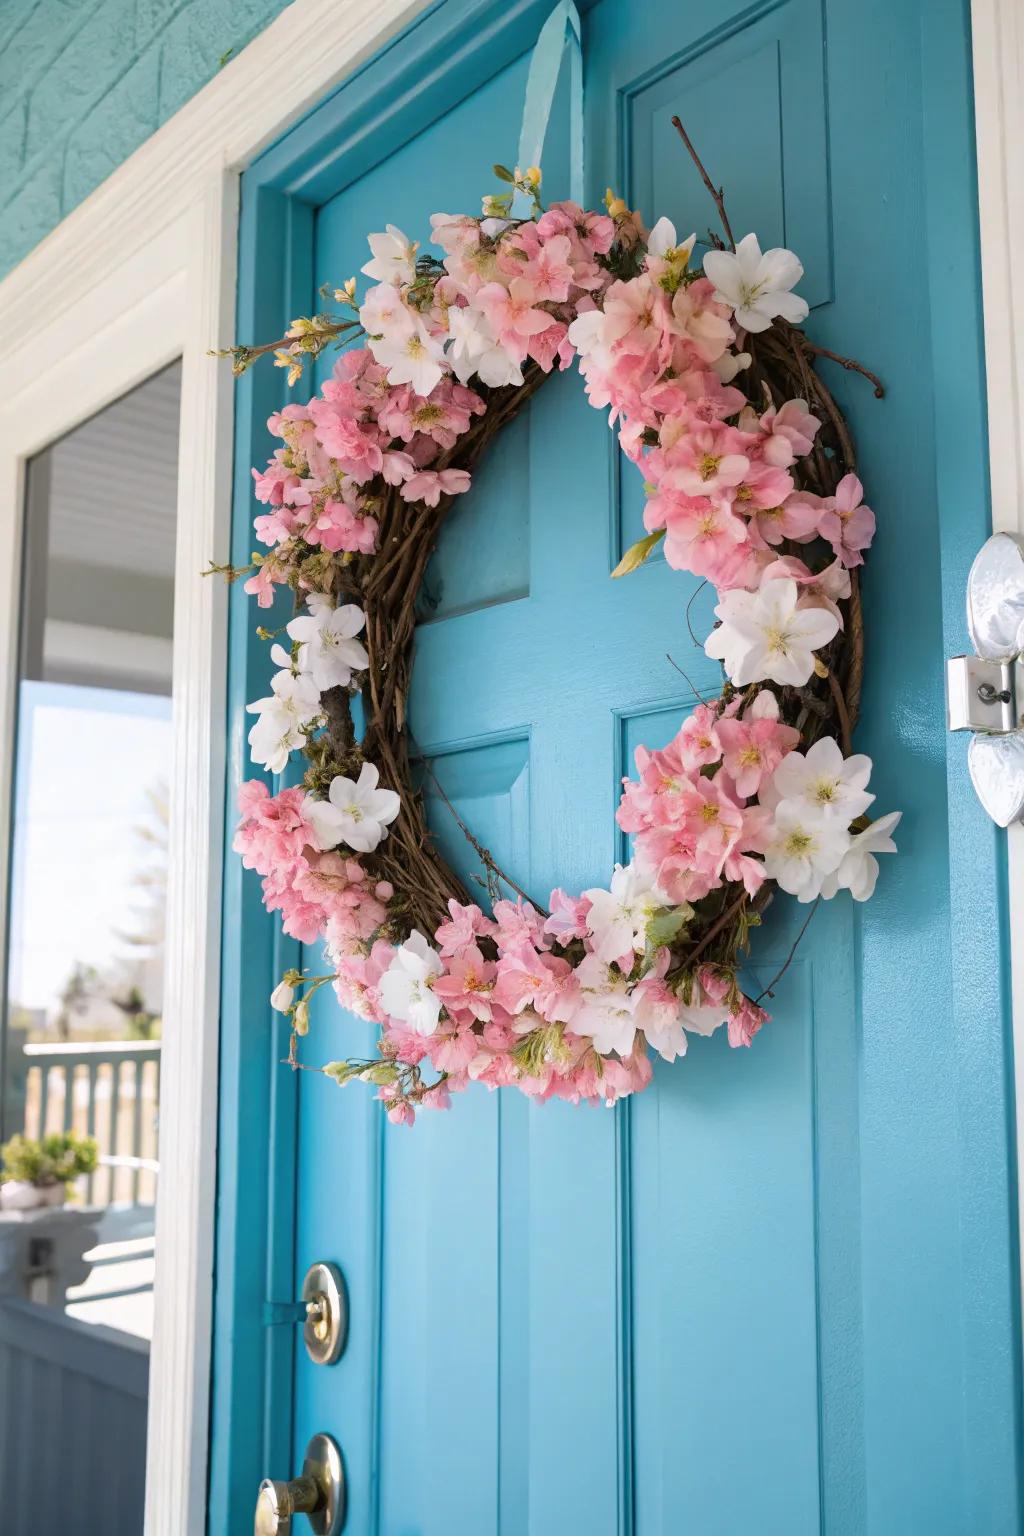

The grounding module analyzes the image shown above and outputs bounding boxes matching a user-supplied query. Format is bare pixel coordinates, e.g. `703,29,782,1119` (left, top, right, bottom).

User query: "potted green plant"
0,1132,100,1212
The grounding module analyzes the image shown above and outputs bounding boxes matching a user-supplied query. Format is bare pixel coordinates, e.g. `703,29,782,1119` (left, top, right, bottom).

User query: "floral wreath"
217,117,899,1126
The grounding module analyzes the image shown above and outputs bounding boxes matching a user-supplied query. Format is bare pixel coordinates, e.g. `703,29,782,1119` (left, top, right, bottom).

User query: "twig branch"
419,757,543,913
670,116,736,251
753,899,820,1003
677,890,749,971
825,669,853,757
800,340,885,399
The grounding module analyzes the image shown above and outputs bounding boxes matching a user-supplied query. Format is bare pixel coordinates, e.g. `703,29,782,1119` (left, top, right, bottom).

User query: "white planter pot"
0,1181,64,1212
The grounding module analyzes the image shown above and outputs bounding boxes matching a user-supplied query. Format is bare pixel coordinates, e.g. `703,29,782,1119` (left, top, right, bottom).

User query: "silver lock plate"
948,532,1024,826
946,653,1020,733
302,1261,348,1366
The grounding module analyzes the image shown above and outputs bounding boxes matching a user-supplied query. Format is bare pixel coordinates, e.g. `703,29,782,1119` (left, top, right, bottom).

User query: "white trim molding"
0,3,429,1532
971,0,1024,1298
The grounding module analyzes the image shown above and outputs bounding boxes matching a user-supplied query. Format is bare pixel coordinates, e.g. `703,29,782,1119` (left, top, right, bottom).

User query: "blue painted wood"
213,0,1023,1531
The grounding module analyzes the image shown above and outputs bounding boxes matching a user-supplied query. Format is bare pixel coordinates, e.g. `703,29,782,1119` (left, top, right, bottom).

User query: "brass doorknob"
254,1433,345,1535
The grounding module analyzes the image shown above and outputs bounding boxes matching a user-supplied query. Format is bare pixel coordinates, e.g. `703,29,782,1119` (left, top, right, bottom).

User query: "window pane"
1,362,180,1377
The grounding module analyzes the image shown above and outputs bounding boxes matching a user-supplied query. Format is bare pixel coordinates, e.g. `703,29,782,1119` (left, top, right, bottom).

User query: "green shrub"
1,1131,100,1188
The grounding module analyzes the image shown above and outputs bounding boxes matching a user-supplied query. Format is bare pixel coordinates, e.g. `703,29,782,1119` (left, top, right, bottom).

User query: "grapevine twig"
670,115,736,251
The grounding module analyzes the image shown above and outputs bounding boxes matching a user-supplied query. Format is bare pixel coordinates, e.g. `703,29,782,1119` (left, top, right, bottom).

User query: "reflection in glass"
0,367,179,1390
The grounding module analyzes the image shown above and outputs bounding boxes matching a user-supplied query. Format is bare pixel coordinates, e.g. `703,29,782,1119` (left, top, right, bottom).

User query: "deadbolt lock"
302,1260,348,1365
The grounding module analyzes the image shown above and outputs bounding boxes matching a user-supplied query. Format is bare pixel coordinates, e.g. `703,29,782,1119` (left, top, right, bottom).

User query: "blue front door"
212,2,1023,1532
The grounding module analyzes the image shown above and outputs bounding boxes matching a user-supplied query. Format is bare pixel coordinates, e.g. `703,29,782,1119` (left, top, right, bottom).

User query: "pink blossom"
658,425,751,499
517,231,575,302
428,1026,483,1072
543,888,591,945
476,279,553,359
756,399,821,467
677,703,725,770
435,899,495,955
307,402,383,482
492,899,549,951
728,997,769,1048
432,943,497,1021
493,944,580,1024
305,498,379,554
716,692,800,797
656,497,749,581
817,474,876,567
385,1099,416,1128
600,274,667,358
401,468,472,506
243,563,278,608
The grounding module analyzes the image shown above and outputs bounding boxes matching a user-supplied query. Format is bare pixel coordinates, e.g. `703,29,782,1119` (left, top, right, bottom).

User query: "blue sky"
8,681,172,1016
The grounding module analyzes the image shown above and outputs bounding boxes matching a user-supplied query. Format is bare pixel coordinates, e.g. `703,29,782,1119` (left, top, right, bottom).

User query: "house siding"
0,0,291,281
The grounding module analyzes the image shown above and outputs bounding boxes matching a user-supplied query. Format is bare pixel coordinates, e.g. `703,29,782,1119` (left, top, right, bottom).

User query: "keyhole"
978,682,1012,705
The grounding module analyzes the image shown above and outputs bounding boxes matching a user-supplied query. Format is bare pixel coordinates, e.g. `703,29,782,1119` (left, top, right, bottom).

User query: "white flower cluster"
759,739,900,902
246,594,368,774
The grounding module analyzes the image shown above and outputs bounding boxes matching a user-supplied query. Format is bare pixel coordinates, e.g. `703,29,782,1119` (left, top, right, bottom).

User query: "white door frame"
0,4,428,1532
0,0,1017,1529
971,2,1024,1269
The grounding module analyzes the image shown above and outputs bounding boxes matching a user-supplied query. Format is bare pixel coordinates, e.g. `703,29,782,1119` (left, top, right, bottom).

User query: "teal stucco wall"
0,0,292,281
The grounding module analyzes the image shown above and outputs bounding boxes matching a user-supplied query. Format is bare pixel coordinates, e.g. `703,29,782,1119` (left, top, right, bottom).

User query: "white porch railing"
20,1040,161,1210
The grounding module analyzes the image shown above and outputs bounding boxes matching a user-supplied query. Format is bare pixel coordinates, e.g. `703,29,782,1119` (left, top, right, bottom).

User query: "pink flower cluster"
618,695,800,903
568,229,875,592
236,767,774,1124
245,200,625,609
233,780,391,945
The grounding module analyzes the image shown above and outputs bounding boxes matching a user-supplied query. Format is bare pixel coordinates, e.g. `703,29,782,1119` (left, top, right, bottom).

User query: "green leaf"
611,528,665,578
646,904,693,951
492,164,515,183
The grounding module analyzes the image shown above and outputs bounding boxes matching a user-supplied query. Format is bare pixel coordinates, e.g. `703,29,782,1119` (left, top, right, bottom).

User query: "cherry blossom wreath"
214,119,900,1126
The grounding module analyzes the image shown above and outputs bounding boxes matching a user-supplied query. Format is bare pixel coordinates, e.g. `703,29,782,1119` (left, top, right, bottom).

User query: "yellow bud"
608,197,629,220
526,165,542,186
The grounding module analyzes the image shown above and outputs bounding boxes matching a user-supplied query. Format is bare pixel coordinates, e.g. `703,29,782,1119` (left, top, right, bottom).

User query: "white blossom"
566,306,616,370
246,671,321,774
762,737,874,822
361,224,417,285
379,931,444,1035
572,953,638,1057
287,595,369,692
447,304,524,388
646,218,696,283
634,989,688,1061
679,999,730,1038
359,282,414,337
705,577,839,687
370,314,446,395
820,811,902,901
703,233,809,333
584,862,669,963
762,802,851,902
302,763,401,854
270,980,294,1013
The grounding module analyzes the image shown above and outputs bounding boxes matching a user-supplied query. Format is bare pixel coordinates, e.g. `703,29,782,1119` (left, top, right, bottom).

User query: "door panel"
220,0,1022,1532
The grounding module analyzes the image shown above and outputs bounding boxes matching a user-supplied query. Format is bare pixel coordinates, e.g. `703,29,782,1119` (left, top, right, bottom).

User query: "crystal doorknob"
254,1433,345,1535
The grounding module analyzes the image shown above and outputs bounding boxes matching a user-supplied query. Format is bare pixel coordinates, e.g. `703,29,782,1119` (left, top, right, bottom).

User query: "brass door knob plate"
254,1433,345,1535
